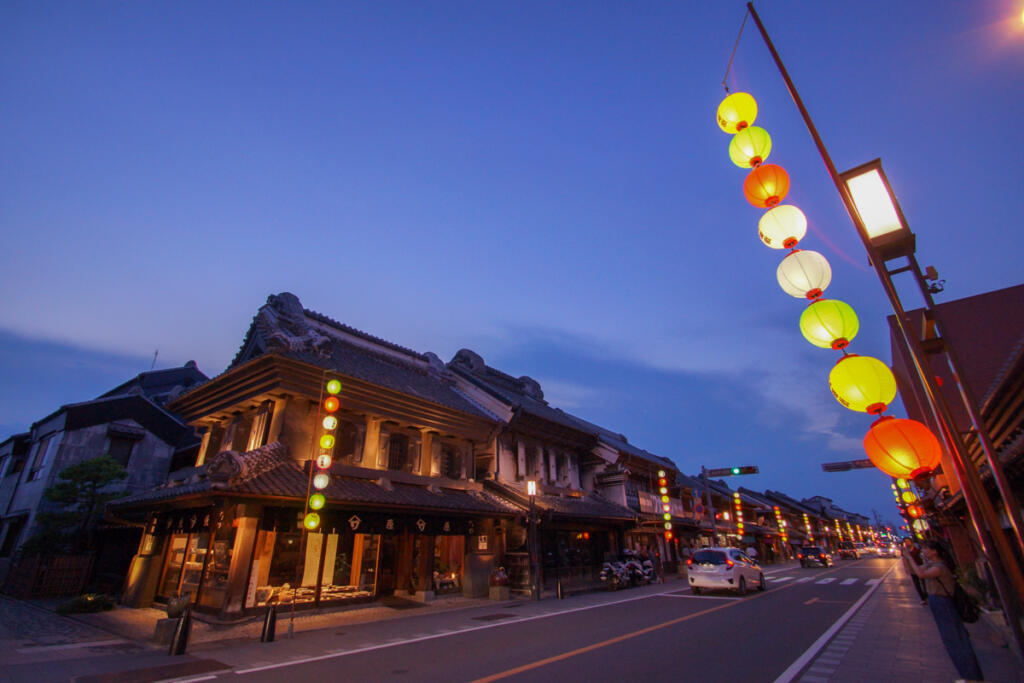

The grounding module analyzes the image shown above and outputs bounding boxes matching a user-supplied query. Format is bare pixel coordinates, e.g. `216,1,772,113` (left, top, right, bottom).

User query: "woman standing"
903,540,983,681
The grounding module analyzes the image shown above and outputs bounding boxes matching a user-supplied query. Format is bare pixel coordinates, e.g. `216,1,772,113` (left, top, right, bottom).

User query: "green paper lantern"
800,299,859,350
829,354,897,414
326,379,342,395
304,512,321,530
309,493,326,510
729,125,772,168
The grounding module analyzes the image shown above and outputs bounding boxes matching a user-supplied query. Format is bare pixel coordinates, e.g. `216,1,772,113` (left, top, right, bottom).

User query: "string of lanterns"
716,91,943,482
304,377,342,531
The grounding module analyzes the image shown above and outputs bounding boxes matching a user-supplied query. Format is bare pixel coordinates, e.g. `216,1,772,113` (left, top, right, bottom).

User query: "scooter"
620,550,657,586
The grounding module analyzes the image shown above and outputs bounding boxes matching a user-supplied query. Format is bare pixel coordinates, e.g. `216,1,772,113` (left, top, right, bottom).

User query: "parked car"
854,542,871,557
797,546,834,568
837,541,858,559
687,547,766,595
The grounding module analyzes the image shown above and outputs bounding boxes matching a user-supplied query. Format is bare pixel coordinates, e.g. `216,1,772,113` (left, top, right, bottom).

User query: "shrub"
55,593,116,615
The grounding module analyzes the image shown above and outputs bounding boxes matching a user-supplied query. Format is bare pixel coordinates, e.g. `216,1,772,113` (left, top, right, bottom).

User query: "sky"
3,1,1023,528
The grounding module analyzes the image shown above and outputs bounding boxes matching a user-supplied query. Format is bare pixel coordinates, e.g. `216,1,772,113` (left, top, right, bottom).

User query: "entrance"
377,535,399,595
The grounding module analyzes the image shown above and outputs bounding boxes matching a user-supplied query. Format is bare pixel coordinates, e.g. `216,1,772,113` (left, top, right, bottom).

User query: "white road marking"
234,588,680,675
840,579,857,586
774,564,897,683
815,578,835,584
795,577,814,583
772,576,795,582
865,579,881,585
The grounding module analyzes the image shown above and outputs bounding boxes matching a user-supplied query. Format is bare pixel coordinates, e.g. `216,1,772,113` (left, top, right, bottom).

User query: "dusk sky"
3,1,1023,527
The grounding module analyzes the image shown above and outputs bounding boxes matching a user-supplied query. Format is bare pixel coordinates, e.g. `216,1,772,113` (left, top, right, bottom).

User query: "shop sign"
152,508,214,535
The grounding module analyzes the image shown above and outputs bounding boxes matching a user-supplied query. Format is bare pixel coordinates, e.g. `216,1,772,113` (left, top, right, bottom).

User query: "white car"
686,547,766,595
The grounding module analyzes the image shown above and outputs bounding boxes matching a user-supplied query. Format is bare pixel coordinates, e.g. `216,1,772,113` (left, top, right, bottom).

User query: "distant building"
0,362,206,583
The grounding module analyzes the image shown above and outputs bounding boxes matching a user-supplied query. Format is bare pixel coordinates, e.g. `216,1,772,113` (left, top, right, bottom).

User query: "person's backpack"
952,582,980,623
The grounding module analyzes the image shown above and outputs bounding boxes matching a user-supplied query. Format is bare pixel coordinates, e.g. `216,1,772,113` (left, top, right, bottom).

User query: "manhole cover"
472,613,517,622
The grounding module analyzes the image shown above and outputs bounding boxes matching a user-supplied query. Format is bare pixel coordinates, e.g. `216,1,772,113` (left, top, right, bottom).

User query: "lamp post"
527,480,540,600
745,2,1024,657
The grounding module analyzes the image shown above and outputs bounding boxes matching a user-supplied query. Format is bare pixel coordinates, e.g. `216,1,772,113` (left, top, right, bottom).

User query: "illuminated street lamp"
527,480,540,601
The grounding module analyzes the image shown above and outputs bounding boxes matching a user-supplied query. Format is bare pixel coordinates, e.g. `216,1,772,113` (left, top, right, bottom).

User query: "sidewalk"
793,562,1023,683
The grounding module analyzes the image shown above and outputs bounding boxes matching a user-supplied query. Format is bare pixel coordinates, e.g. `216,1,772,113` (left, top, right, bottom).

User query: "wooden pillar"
224,510,260,614
194,429,212,467
364,419,383,470
267,395,290,443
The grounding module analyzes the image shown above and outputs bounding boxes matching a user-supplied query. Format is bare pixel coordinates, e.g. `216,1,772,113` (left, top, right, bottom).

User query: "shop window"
433,536,464,594
158,532,210,600
247,510,380,609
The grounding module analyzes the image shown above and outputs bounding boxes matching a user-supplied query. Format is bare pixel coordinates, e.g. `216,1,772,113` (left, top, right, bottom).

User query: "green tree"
20,456,128,555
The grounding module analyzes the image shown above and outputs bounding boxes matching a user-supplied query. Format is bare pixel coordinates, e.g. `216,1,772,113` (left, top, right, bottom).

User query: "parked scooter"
599,560,629,590
621,550,657,586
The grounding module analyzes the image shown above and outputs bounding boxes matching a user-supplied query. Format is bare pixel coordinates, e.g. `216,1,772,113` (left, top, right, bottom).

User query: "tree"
20,456,128,555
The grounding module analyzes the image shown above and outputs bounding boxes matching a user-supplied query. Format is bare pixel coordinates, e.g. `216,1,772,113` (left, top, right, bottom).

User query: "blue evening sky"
3,1,1022,526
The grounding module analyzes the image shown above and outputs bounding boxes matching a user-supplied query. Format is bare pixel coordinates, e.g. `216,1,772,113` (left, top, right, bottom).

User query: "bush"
55,593,116,615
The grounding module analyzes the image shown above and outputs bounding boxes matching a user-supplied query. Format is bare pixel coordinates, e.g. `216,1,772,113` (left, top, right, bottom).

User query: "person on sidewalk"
902,539,928,604
903,540,984,682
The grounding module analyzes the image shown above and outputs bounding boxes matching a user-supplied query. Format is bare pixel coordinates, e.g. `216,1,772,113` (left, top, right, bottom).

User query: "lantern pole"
745,2,1024,656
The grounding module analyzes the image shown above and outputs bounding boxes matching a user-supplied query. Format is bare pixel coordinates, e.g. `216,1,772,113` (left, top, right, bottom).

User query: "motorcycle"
621,550,657,586
599,560,629,590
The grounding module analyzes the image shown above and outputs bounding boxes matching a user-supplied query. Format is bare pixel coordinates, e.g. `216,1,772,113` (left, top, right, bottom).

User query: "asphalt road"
217,558,896,683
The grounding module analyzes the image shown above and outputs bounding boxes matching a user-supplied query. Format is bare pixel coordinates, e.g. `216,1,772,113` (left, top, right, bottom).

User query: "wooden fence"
2,554,94,599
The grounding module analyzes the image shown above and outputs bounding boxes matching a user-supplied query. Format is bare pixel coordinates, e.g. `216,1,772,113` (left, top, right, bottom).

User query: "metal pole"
529,495,540,600
745,2,1024,657
702,466,718,545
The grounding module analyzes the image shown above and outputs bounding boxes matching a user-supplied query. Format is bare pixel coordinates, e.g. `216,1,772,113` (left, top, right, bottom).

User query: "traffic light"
706,465,760,477
306,377,341,531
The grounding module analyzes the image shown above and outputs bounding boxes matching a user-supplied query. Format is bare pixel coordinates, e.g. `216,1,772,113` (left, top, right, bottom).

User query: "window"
441,445,460,479
107,436,136,467
27,434,57,481
387,433,409,472
246,403,272,451
335,420,364,464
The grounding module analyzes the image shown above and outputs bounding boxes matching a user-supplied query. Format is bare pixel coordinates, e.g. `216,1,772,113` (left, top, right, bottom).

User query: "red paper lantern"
863,416,942,479
743,164,790,208
906,504,924,519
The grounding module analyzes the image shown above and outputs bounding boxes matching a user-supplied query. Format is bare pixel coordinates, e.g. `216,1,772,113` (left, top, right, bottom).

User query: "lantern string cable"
722,7,750,93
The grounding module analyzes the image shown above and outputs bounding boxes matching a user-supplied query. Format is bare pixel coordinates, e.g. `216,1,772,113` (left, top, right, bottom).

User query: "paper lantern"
800,299,859,350
906,504,924,519
319,434,335,450
717,92,757,134
323,396,340,413
309,493,326,510
777,249,832,299
829,354,897,414
729,126,772,168
896,478,909,489
313,473,330,489
322,415,338,431
326,379,342,395
316,454,333,469
743,164,790,208
304,512,321,530
758,205,807,249
863,416,943,479
901,491,918,504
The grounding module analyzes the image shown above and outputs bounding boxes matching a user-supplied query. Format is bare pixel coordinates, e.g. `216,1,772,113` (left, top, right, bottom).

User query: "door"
377,535,398,595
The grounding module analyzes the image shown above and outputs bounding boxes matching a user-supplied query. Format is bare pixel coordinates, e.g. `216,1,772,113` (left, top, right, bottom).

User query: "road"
4,558,897,682
216,558,895,683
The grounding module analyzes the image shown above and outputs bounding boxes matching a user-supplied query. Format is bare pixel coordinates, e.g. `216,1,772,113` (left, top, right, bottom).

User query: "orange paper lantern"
863,417,942,479
743,164,790,208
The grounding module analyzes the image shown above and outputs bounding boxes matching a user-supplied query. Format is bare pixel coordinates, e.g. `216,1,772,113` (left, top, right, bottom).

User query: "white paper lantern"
758,205,807,249
777,249,831,299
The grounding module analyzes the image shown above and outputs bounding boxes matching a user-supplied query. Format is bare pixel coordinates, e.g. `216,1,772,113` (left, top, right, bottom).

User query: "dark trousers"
910,574,927,601
928,594,983,680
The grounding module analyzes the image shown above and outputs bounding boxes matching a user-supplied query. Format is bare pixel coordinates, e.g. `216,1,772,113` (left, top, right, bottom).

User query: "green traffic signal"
732,467,741,475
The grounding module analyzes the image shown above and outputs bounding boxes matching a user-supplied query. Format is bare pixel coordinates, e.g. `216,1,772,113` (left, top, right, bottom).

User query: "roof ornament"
260,292,332,358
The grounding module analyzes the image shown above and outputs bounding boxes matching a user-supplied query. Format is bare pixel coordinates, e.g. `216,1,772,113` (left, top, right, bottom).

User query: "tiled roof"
224,293,494,421
485,481,635,522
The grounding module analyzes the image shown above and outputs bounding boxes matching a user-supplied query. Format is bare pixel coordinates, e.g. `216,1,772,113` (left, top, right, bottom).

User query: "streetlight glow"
845,169,902,241
527,480,537,496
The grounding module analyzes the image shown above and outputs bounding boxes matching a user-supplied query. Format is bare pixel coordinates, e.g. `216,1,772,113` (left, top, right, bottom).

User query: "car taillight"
820,554,826,559
686,558,693,566
798,553,804,559
726,559,734,568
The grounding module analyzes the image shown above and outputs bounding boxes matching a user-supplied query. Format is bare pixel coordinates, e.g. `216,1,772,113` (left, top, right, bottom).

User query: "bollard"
260,604,277,643
556,577,564,599
168,606,192,656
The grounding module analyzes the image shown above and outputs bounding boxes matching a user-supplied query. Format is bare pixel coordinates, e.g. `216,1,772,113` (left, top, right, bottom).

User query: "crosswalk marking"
796,577,815,583
840,578,858,585
772,576,795,582
816,578,835,584
865,578,881,586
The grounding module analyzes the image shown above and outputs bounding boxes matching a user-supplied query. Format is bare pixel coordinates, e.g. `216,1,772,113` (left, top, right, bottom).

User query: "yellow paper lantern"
758,204,807,249
799,299,859,350
304,512,320,530
319,434,335,450
777,249,832,300
729,126,772,168
717,92,757,134
326,379,342,395
901,490,918,504
829,354,897,414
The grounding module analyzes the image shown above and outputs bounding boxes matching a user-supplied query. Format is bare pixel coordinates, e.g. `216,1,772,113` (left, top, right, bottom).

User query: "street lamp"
527,480,540,601
840,160,916,262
